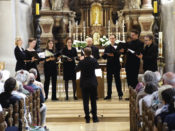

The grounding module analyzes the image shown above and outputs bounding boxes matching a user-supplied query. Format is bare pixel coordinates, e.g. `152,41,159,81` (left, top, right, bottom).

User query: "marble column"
161,0,175,72
142,0,153,9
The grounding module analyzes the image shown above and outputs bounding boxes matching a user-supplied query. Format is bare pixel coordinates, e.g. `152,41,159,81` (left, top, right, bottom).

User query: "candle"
159,32,163,57
36,3,40,15
153,1,158,14
118,32,121,40
69,21,72,37
116,20,118,40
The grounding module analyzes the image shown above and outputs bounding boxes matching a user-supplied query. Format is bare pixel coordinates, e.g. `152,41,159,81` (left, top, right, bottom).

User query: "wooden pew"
0,111,6,131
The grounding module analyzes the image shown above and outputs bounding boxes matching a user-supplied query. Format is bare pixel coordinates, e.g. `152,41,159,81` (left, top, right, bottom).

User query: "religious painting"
90,3,103,26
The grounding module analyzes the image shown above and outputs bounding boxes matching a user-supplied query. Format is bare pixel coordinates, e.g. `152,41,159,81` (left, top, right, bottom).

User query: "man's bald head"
163,72,175,87
86,37,93,47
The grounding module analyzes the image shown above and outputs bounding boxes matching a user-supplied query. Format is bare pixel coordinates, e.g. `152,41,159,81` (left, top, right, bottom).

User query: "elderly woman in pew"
28,73,46,127
154,88,175,131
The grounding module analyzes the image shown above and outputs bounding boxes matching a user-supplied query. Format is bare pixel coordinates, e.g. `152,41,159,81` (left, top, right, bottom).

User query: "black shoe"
119,96,122,100
96,97,99,100
45,97,48,101
51,98,59,101
104,96,111,100
86,119,90,123
93,118,99,123
125,98,129,101
65,97,69,101
74,96,78,100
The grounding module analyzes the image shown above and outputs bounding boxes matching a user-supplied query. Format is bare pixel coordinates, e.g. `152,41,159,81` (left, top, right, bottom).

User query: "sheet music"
128,49,135,54
38,52,45,58
76,69,102,80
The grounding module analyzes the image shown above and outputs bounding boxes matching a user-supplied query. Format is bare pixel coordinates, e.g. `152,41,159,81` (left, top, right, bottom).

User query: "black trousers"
107,69,123,97
44,71,57,99
82,86,97,120
126,62,140,89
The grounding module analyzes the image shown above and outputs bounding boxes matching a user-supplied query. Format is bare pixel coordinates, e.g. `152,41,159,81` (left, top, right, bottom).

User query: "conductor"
76,47,99,123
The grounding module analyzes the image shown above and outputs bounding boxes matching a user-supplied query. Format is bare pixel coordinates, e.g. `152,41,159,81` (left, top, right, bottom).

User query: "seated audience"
154,88,175,131
163,72,175,87
15,70,34,93
0,71,4,93
139,82,158,115
135,74,144,93
28,73,46,127
29,68,45,98
0,77,21,108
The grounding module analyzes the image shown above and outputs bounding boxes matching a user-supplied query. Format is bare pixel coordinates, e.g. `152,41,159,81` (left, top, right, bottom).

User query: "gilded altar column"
142,0,153,9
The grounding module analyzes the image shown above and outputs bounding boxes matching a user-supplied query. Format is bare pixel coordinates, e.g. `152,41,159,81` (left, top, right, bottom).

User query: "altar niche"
90,3,103,26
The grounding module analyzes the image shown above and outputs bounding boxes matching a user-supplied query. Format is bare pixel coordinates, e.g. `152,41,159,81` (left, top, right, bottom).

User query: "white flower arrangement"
72,40,87,49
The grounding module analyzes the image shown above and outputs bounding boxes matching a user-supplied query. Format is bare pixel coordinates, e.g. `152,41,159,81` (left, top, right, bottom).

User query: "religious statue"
93,32,100,45
129,0,141,9
41,0,50,10
94,7,100,25
51,0,63,11
117,10,124,31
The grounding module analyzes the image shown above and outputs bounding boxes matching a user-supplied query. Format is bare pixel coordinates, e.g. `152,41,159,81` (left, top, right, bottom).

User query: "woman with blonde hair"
14,37,26,71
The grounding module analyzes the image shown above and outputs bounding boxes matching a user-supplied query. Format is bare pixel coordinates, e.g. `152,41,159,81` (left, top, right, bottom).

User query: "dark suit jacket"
14,46,26,71
102,43,123,72
142,43,158,72
81,45,100,60
125,39,144,68
76,57,99,88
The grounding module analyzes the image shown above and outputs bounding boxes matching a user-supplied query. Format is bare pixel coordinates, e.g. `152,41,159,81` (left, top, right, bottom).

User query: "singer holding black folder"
62,37,78,100
44,40,60,101
102,34,124,100
125,30,144,89
25,38,41,81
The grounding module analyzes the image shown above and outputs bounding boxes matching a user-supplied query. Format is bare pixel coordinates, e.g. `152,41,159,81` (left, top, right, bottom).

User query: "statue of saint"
94,7,99,25
51,0,63,11
129,0,141,9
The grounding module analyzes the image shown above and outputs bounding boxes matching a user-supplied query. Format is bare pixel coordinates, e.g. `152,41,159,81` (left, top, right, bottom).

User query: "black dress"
125,39,144,88
14,46,26,71
25,50,40,81
62,47,77,81
142,43,158,72
44,49,58,100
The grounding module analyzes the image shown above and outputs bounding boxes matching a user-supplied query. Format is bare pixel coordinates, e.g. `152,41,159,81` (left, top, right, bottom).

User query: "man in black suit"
76,47,99,123
137,35,158,72
102,34,124,100
125,30,144,89
81,37,100,60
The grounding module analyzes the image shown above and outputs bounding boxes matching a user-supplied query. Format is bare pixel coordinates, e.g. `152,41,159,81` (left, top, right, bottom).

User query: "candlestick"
36,3,40,15
118,32,121,40
83,21,86,41
69,21,72,37
80,33,83,41
108,20,111,38
122,20,125,42
116,20,119,40
76,21,78,40
153,1,158,14
159,32,163,57
73,33,75,42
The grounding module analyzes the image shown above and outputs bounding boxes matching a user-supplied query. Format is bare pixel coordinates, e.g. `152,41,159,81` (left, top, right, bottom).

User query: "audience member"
163,72,175,87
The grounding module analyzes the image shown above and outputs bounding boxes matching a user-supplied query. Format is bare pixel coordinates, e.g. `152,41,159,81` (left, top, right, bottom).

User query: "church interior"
0,0,175,131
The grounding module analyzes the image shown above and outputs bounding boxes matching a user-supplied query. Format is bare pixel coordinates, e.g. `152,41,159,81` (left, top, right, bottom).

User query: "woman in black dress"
44,40,59,101
14,37,26,71
25,38,40,81
62,37,78,100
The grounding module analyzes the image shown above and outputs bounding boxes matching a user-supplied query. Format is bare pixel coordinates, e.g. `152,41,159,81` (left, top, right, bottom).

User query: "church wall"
0,0,33,76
